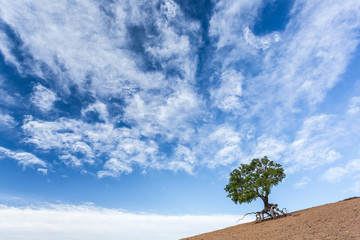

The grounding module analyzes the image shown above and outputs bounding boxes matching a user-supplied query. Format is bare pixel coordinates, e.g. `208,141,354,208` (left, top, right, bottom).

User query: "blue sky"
0,0,360,239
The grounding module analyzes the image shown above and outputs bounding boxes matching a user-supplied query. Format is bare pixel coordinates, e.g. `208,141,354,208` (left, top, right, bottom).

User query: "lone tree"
225,156,287,222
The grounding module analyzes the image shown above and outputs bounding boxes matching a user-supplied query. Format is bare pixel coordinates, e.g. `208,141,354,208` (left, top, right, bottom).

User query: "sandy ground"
181,197,360,240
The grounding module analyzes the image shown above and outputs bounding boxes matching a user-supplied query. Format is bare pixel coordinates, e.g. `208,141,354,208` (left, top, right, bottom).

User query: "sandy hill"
181,197,360,240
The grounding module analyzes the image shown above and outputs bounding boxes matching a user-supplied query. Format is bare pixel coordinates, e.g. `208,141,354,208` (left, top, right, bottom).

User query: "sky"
0,0,360,239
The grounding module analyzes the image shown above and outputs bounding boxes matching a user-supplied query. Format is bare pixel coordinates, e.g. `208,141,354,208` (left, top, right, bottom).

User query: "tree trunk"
261,195,271,210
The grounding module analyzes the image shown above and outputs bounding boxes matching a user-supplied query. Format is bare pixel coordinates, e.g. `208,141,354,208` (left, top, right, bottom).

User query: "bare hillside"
181,197,360,240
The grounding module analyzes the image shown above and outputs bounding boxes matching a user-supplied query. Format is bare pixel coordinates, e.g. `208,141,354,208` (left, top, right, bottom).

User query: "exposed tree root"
237,204,288,223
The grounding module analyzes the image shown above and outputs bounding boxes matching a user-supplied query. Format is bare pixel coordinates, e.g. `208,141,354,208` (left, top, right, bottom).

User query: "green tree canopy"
225,156,285,209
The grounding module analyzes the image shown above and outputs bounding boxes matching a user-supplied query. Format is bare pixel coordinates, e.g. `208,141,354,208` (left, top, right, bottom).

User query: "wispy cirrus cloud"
206,0,360,173
210,70,244,113
322,159,360,183
0,30,20,71
123,84,203,141
0,77,16,107
294,176,311,188
210,0,360,119
283,114,342,172
0,146,46,168
0,0,359,178
263,0,360,107
22,114,159,174
244,95,360,174
0,0,210,175
348,96,360,115
243,26,280,50
209,0,262,49
195,125,244,168
250,135,287,162
30,84,58,112
0,112,16,128
0,0,159,97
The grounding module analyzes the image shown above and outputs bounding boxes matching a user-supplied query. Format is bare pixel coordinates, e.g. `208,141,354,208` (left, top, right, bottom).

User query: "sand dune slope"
182,197,360,240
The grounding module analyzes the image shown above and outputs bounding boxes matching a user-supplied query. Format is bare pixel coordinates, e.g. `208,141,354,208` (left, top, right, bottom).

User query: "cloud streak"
323,159,360,183
0,112,16,128
0,146,46,168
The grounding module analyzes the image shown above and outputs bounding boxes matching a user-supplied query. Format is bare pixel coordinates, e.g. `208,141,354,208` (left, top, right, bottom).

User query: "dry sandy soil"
181,197,360,240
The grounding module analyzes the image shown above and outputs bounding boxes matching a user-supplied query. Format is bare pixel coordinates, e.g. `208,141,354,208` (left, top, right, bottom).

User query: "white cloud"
283,103,360,173
144,0,200,82
322,159,360,183
0,203,250,240
31,84,58,112
81,101,109,123
251,135,287,161
124,84,203,141
0,112,16,128
210,0,360,121
0,88,16,106
196,125,243,168
1,0,360,179
225,113,346,174
22,116,161,174
0,31,20,70
164,145,197,174
266,0,360,107
59,154,84,167
209,0,262,49
294,176,311,188
160,0,179,20
0,146,46,168
348,96,360,115
0,77,15,106
22,107,206,175
37,168,48,175
322,167,349,183
211,70,244,112
0,0,129,94
282,114,342,173
0,0,200,95
249,101,360,174
98,158,133,178
0,0,208,176
243,27,280,50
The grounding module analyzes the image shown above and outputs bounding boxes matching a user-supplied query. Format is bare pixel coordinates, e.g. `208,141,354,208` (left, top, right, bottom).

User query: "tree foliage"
225,156,285,207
